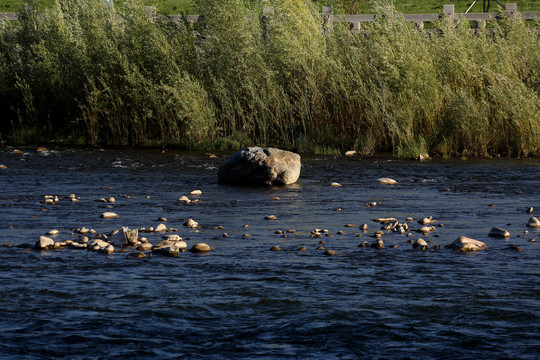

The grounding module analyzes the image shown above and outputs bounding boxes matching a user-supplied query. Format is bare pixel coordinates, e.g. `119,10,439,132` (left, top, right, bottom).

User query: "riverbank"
1,0,539,158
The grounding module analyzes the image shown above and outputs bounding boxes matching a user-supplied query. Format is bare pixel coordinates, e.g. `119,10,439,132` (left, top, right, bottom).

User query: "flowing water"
0,147,538,359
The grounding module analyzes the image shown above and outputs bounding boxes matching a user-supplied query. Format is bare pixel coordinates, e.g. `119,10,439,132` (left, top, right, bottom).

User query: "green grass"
1,0,539,157
1,0,539,14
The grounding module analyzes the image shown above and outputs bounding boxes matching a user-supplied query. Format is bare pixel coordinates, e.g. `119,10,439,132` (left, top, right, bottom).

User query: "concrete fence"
2,3,539,32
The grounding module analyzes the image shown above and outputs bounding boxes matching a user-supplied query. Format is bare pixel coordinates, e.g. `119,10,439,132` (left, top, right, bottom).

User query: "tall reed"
0,0,538,156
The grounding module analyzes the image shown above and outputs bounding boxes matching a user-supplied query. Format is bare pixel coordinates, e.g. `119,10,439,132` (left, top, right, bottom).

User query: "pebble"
46,229,59,236
0,165,6,169
12,149,24,154
358,241,368,248
529,238,536,242
101,212,119,219
270,245,281,251
189,190,202,196
265,215,277,220
419,217,436,225
137,243,153,251
377,178,397,185
190,243,213,253
330,182,342,187
418,226,436,234
154,223,167,232
128,252,146,259
337,231,344,235
184,219,199,228
361,224,368,230
370,239,384,249
324,249,336,256
298,247,307,252
108,197,115,203
345,224,357,228
488,227,510,238
178,196,191,203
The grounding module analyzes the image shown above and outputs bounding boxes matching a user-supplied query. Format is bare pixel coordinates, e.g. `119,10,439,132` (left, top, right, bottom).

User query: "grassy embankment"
0,0,539,157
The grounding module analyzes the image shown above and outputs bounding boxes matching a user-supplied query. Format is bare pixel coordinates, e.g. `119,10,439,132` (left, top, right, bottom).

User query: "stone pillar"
443,4,455,20
261,7,274,39
322,6,333,33
506,3,517,19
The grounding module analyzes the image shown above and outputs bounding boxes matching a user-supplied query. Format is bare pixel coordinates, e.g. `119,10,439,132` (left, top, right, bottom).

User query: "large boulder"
218,147,301,186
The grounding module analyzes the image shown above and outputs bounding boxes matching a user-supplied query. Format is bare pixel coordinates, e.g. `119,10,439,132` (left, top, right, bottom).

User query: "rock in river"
488,227,510,238
377,178,397,185
445,236,487,252
218,147,301,186
101,212,119,219
34,236,54,250
526,216,540,228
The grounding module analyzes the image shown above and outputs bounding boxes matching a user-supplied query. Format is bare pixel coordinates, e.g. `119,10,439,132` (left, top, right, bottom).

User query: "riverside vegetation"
0,0,539,157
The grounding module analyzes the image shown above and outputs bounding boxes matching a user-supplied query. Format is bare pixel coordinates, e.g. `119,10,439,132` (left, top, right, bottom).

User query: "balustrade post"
443,4,455,23
506,3,517,19
261,7,273,39
322,6,333,33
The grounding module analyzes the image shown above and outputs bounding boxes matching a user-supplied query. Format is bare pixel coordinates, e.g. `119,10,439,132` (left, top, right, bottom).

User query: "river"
0,147,538,359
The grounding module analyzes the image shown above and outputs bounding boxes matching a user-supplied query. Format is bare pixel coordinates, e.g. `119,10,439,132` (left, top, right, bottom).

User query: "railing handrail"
1,3,539,25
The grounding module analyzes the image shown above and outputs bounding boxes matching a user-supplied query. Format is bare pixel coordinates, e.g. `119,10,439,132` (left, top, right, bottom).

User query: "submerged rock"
184,219,199,228
413,238,428,250
488,227,510,238
445,236,487,252
218,147,301,186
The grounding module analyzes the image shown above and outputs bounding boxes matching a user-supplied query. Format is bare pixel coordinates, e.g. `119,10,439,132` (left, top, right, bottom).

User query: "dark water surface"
0,147,538,359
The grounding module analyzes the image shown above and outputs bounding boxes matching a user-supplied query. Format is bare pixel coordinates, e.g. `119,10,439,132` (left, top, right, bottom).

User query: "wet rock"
377,178,397,185
178,196,191,203
265,215,277,220
270,245,281,251
46,229,59,236
153,237,187,256
34,236,54,250
488,227,510,238
526,216,540,228
324,249,336,256
101,212,118,219
370,239,384,249
128,252,146,259
417,153,430,161
330,182,342,187
109,227,139,247
137,243,153,251
189,190,202,196
184,219,199,228
418,226,436,234
525,207,533,213
87,239,110,252
12,149,24,154
374,218,397,224
419,217,436,225
413,238,429,250
218,147,301,186
190,243,213,253
103,245,115,255
445,236,487,252
358,241,368,248
361,224,369,230
108,197,115,203
297,246,307,252
154,223,167,232
0,165,6,169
